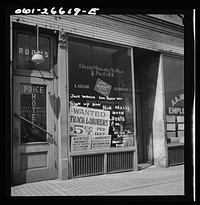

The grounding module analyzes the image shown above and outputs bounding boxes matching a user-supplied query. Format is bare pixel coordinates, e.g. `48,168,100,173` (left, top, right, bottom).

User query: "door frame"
12,75,58,185
135,91,145,163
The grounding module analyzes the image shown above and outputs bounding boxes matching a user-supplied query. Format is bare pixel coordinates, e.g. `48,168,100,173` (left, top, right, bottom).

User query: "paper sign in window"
166,123,176,131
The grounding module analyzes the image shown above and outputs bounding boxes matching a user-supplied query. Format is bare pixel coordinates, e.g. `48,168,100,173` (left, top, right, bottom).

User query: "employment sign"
91,135,111,150
69,105,110,136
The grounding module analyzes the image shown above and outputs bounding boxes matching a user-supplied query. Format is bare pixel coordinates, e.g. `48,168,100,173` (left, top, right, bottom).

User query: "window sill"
70,146,137,156
167,143,184,147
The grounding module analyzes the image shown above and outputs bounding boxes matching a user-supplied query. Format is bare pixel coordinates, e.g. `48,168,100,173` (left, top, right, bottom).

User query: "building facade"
10,13,184,185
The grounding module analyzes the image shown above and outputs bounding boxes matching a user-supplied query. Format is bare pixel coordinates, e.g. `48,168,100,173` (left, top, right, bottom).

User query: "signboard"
70,105,110,136
165,90,184,115
166,123,176,131
71,136,91,152
94,78,112,97
178,131,184,138
177,116,184,123
178,124,184,131
91,135,111,150
166,115,176,122
167,132,176,138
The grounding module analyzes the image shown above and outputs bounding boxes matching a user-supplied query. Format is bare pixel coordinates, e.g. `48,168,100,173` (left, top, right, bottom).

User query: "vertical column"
152,54,167,167
131,48,138,171
57,31,69,179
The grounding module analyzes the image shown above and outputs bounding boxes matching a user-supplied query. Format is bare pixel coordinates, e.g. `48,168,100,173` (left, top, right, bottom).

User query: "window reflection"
163,56,184,144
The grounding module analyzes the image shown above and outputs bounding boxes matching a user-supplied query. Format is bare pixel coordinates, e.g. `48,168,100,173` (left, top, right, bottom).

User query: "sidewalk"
11,164,184,196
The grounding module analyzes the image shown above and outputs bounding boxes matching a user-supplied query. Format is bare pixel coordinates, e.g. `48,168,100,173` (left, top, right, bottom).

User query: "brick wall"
10,14,184,55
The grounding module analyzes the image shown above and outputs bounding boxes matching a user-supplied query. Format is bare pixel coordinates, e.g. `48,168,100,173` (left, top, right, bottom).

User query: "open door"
12,76,57,185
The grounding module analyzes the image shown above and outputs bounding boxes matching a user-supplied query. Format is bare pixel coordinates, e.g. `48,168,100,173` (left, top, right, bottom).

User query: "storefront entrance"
134,48,161,169
12,76,57,185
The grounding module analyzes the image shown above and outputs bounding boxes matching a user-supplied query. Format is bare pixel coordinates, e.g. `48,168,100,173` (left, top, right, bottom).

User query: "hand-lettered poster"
69,105,110,136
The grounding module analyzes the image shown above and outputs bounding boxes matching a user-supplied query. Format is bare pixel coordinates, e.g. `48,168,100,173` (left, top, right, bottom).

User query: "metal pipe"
14,113,52,137
36,24,39,51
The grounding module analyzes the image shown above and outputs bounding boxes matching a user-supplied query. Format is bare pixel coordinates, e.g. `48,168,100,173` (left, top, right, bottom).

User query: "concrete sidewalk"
11,164,184,196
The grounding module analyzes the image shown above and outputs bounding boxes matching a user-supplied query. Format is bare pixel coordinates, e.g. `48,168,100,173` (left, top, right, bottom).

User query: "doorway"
134,48,158,170
135,92,145,164
12,76,58,185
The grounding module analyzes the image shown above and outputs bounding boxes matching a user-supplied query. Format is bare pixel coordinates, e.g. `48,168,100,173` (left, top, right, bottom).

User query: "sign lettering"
70,106,110,136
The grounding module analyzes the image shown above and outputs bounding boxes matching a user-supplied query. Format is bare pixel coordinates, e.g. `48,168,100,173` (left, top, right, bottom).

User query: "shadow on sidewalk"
138,163,152,171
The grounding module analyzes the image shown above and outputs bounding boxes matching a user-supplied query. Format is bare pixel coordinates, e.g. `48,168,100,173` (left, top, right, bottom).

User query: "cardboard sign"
178,131,184,138
94,78,112,97
167,132,176,138
91,135,111,150
166,123,176,131
71,136,91,152
178,124,184,131
177,116,184,123
70,105,110,136
166,115,176,123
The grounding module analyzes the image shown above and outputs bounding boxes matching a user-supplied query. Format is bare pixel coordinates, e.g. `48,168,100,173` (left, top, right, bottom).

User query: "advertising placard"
166,123,176,131
94,78,112,97
91,135,111,150
166,115,176,122
71,136,91,152
70,105,110,136
178,124,184,131
177,116,184,123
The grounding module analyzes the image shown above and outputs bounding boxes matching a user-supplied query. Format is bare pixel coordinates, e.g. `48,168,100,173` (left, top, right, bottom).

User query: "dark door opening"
134,48,159,170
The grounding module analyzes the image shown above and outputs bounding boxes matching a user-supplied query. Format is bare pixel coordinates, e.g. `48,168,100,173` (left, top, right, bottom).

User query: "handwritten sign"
91,135,111,150
70,105,110,136
71,136,91,152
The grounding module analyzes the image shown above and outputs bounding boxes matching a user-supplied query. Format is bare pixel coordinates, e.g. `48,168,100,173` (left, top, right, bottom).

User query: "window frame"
13,24,55,79
67,34,137,152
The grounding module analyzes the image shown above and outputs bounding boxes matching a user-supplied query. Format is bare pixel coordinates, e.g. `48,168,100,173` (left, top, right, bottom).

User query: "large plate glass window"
163,55,184,144
68,37,134,152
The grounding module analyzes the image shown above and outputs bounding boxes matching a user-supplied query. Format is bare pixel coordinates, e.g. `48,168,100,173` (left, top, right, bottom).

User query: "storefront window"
16,33,50,71
68,37,134,151
163,55,184,144
20,84,46,143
